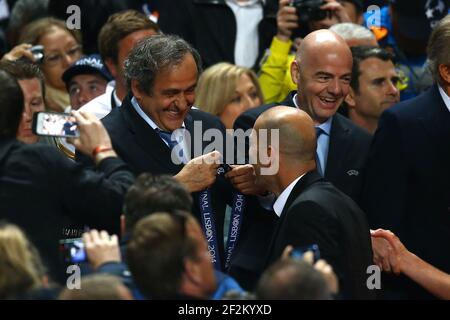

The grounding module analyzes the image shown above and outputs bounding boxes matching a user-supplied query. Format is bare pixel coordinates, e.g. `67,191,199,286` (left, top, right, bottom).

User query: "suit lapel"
325,114,351,182
120,95,184,174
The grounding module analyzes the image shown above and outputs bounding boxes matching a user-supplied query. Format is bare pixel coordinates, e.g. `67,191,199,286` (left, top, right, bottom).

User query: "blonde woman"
0,223,47,299
19,18,83,112
195,62,264,129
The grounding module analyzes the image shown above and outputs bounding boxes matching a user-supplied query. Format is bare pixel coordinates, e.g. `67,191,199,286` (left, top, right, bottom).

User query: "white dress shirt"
273,173,306,217
438,85,450,113
225,0,264,68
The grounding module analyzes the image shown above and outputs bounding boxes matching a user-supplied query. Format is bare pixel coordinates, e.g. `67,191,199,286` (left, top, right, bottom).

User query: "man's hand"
174,151,221,192
83,230,121,270
1,43,36,62
320,0,351,24
371,229,408,275
276,0,299,42
225,164,266,195
370,229,394,272
69,110,116,163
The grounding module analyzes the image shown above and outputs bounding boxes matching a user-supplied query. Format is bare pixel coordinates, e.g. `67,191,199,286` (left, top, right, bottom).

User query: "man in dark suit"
0,69,134,283
230,29,371,290
235,29,371,204
83,34,240,270
362,15,450,299
250,106,373,299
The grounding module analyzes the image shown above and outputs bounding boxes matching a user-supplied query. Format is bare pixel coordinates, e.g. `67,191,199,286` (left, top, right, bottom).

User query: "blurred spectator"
0,222,48,299
362,15,450,299
196,62,264,129
0,69,134,282
256,258,332,300
344,46,400,134
80,10,160,119
62,54,112,111
364,0,449,100
6,0,48,50
18,17,83,111
127,211,217,299
157,0,278,68
47,0,148,55
0,59,45,144
59,274,133,300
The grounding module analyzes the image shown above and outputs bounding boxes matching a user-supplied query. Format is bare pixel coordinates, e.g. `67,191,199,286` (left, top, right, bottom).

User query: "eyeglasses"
43,45,82,66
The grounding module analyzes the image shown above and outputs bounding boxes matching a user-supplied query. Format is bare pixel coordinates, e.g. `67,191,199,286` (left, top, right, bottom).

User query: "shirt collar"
226,0,265,6
130,97,185,131
292,93,333,135
438,85,450,113
273,173,306,217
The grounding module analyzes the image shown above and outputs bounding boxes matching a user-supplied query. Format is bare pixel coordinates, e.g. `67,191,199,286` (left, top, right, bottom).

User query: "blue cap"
62,54,112,84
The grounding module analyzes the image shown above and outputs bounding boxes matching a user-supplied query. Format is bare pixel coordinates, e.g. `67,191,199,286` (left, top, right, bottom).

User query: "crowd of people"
0,0,449,300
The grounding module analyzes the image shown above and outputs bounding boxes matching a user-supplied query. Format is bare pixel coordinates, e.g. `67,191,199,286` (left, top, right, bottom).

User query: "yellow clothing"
258,37,296,103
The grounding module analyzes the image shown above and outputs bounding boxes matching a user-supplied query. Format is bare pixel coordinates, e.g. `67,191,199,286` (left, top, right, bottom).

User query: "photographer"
259,0,364,103
0,69,134,283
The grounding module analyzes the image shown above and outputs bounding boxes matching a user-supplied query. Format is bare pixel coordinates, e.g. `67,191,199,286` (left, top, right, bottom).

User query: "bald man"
251,106,373,299
235,29,371,204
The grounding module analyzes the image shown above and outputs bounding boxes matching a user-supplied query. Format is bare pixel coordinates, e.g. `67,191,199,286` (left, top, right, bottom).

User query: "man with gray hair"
362,14,450,299
94,34,237,271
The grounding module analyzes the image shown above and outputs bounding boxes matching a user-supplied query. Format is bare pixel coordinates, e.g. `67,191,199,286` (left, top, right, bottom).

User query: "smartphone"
59,238,87,264
32,111,79,138
30,45,44,64
290,244,321,263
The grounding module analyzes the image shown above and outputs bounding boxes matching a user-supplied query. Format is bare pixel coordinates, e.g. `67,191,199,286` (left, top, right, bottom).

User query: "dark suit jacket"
234,91,372,204
266,171,374,299
362,85,450,299
157,0,278,69
85,94,235,268
0,138,134,282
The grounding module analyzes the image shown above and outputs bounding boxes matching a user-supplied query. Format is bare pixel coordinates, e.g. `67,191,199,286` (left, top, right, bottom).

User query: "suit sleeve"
50,152,134,233
362,109,408,237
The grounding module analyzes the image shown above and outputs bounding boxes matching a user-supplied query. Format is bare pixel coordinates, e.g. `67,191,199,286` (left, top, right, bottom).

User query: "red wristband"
92,146,112,157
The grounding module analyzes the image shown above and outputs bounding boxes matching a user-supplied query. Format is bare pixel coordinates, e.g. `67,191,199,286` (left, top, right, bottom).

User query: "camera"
59,238,87,264
290,244,321,263
32,111,79,138
30,45,44,64
291,0,328,23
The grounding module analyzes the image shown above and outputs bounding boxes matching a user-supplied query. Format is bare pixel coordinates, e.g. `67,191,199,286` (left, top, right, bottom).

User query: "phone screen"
32,112,79,138
59,238,86,264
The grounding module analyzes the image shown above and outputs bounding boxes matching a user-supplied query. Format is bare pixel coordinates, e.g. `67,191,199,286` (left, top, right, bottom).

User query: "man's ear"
290,60,300,85
104,58,118,79
131,79,143,101
184,257,201,286
438,64,450,84
345,88,357,109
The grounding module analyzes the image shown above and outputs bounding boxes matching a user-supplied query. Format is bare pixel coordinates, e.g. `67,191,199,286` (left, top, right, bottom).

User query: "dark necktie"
315,127,324,177
157,129,184,159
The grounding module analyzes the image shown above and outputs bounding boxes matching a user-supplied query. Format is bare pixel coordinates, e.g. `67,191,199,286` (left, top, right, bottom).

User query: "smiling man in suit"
250,106,373,299
235,29,372,204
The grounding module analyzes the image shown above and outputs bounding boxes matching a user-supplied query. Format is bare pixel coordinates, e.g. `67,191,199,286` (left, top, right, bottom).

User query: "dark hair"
0,70,24,138
427,15,450,84
123,173,193,232
124,34,202,95
256,258,331,300
350,46,393,93
98,10,160,65
0,60,46,98
127,211,198,299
